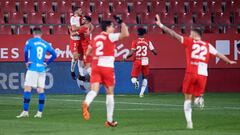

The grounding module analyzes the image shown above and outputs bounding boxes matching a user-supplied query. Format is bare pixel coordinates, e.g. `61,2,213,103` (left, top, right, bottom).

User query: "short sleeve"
108,33,120,42
182,36,192,48
149,41,155,50
209,44,218,55
131,40,137,50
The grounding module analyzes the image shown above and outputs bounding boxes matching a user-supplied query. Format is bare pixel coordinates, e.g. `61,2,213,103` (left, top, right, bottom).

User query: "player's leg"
131,61,141,89
70,40,80,80
82,67,100,120
139,65,149,97
194,76,207,110
103,69,117,127
182,73,195,129
34,72,46,118
77,45,86,81
16,71,37,118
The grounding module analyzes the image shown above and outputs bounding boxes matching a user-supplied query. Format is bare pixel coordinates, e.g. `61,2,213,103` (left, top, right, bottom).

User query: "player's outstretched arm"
155,14,182,42
119,23,129,40
216,53,237,64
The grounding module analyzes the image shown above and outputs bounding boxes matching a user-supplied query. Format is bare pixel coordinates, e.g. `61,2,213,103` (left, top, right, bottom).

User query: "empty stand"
8,12,24,24
53,25,69,34
0,25,13,35
27,12,43,24
19,0,36,13
18,25,31,34
45,12,62,24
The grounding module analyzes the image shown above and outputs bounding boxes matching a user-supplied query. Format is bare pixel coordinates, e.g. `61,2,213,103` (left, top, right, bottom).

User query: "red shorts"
182,73,207,97
131,60,149,77
70,39,83,59
82,43,92,64
90,64,115,87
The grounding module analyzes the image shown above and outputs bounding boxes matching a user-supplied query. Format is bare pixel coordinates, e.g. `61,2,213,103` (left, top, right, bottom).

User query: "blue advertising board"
0,62,147,94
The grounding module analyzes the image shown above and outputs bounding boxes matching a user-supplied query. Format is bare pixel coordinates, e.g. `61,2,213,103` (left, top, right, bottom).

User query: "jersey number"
136,46,147,56
191,44,207,61
36,46,44,60
96,41,104,56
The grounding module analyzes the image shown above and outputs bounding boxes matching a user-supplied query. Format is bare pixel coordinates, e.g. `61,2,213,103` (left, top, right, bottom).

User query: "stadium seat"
226,26,238,34
52,0,72,13
176,13,193,26
111,1,128,14
230,0,240,14
131,1,148,14
19,0,36,13
92,25,102,35
1,0,17,13
171,1,188,14
37,0,53,13
18,25,31,34
213,12,231,26
27,12,43,24
40,25,50,35
45,12,62,24
122,13,137,24
190,0,206,14
90,13,101,25
151,0,167,14
0,13,4,24
195,12,212,26
0,25,13,35
92,1,110,14
53,25,69,35
234,12,240,25
140,13,156,25
8,12,24,24
160,12,175,26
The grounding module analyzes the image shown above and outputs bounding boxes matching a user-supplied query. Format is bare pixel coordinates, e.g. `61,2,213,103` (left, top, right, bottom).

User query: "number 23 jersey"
182,37,218,76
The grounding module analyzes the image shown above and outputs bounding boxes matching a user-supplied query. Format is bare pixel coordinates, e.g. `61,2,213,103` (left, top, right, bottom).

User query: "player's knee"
142,79,148,86
37,88,44,93
131,77,137,83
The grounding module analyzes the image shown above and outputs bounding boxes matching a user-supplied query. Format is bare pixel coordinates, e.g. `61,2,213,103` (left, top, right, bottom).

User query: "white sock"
106,94,114,122
131,78,137,83
78,60,85,76
71,59,77,72
84,90,97,106
184,100,192,123
140,79,147,95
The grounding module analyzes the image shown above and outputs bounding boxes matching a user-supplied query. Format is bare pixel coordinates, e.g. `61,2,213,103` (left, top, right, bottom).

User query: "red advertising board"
0,34,240,68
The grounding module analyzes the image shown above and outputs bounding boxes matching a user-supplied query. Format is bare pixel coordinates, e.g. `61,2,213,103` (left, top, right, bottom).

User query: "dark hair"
137,27,147,36
237,41,240,49
32,27,42,35
100,20,112,31
191,28,202,37
84,16,92,22
72,6,81,13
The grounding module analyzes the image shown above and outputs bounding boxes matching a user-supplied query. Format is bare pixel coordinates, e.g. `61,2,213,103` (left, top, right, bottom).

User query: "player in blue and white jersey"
16,27,57,118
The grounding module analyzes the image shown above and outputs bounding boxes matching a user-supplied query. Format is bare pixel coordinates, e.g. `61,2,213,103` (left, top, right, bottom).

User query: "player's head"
32,27,42,36
237,41,240,52
83,16,92,24
73,6,82,16
137,27,147,37
101,20,115,33
190,28,202,39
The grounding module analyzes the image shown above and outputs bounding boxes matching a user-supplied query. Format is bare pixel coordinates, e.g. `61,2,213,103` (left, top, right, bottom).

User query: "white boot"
34,111,42,118
187,121,193,129
16,111,29,118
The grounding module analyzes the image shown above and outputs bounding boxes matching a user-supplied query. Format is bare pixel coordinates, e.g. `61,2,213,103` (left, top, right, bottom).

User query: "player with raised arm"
124,27,157,97
16,28,57,118
155,14,236,129
81,17,129,127
69,6,85,80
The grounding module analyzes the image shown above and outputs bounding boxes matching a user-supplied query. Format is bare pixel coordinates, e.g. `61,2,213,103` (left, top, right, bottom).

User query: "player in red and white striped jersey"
155,14,236,129
124,27,157,97
82,18,129,127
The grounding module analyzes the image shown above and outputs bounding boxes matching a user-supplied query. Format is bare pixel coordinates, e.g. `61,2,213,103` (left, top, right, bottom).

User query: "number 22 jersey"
182,37,218,76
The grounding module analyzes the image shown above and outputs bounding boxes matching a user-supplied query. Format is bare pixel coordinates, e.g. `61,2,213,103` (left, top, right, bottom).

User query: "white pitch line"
2,97,240,110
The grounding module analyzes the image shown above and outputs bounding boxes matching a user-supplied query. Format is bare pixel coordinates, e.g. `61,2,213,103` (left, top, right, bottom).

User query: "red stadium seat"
214,12,231,26
27,12,43,24
230,0,240,14
40,25,50,35
176,12,193,26
45,12,62,24
195,12,212,26
122,13,137,24
140,13,156,25
93,1,110,14
37,0,53,13
131,1,148,14
8,12,24,24
18,25,31,34
0,13,4,24
226,26,238,34
234,12,240,25
54,0,72,13
19,0,36,13
1,0,17,13
0,25,12,35
90,13,101,24
160,12,175,26
190,0,208,14
53,25,69,35
151,0,167,14
111,1,128,14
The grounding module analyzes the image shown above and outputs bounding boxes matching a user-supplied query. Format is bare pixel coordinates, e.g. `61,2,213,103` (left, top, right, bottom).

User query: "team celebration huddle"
16,6,237,130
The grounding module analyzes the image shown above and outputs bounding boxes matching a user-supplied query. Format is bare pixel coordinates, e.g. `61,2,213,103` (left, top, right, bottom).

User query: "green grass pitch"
0,93,239,135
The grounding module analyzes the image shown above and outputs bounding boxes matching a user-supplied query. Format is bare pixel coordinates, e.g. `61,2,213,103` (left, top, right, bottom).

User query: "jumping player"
124,27,157,97
155,14,236,129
